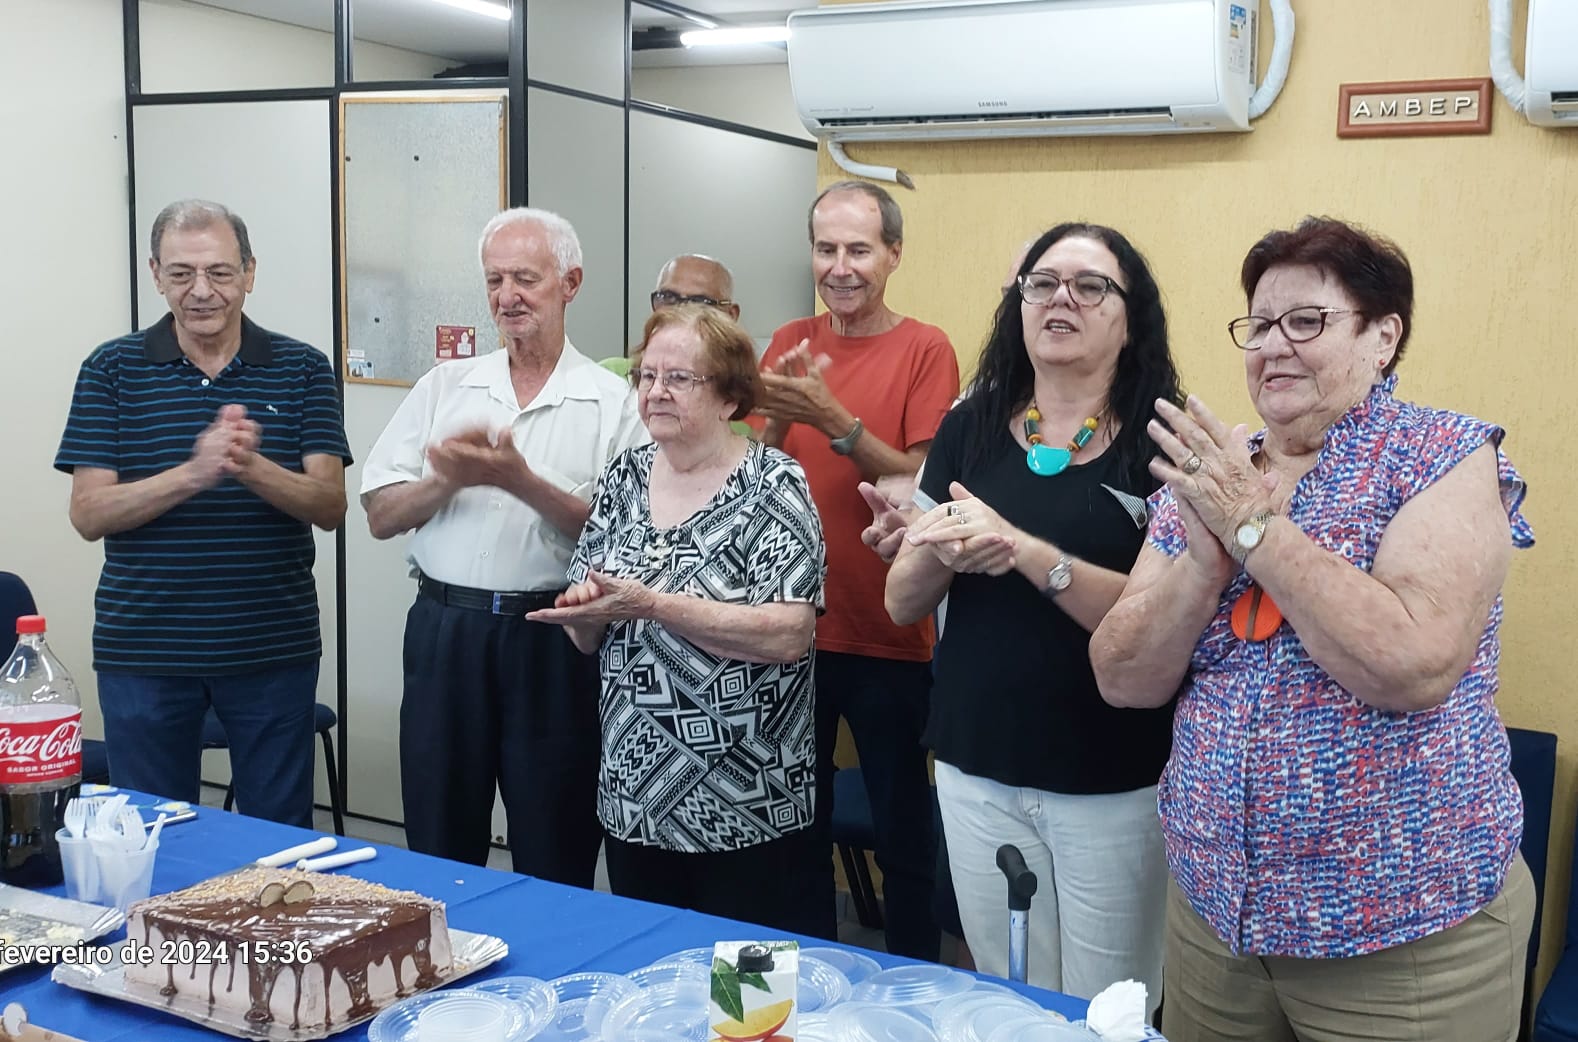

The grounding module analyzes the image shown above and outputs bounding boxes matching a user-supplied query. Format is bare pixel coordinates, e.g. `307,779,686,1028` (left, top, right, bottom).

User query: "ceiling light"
680,26,791,47
431,0,511,21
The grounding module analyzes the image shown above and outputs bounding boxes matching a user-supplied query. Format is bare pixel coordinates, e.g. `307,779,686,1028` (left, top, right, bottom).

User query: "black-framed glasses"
650,289,735,311
1017,271,1127,308
631,368,714,394
159,264,243,287
1228,306,1354,350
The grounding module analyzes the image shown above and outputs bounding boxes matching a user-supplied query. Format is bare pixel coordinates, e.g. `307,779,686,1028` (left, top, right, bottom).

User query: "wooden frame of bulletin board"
338,91,508,388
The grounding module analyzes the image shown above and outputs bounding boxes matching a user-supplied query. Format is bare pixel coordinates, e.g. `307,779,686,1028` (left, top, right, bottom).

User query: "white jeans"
935,760,1167,1014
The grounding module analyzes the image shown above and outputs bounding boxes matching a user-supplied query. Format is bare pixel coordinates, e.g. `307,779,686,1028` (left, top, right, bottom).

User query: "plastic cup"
416,993,509,1042
55,828,100,904
93,837,159,912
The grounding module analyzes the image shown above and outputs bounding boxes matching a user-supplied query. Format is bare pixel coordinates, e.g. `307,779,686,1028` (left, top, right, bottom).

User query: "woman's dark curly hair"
963,223,1184,490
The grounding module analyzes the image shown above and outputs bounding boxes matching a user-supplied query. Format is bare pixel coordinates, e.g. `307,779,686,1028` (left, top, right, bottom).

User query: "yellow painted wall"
820,0,1578,995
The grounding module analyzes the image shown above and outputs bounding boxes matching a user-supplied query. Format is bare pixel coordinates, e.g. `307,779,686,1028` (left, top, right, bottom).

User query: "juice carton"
709,940,798,1042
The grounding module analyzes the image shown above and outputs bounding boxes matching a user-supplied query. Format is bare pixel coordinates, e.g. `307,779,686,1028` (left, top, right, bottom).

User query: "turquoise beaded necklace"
1024,405,1099,476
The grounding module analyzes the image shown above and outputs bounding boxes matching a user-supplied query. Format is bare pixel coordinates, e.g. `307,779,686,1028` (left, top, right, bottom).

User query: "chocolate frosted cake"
123,866,453,1031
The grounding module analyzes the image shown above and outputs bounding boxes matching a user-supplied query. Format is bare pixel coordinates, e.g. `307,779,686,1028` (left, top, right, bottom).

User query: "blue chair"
830,766,955,935
1510,728,1557,1041
1,571,111,785
831,766,885,929
1535,736,1578,1040
201,705,346,835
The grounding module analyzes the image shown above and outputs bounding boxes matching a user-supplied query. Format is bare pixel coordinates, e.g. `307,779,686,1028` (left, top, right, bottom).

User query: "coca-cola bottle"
0,615,83,887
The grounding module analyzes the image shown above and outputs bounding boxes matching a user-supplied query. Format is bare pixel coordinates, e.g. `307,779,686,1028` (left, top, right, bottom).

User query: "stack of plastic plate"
827,1001,940,1042
466,976,559,1039
983,1018,1101,1042
799,1011,840,1042
653,946,713,966
367,990,528,1042
599,966,709,1041
623,961,707,991
930,990,1055,1042
798,954,854,1013
534,972,639,1041
851,965,974,1018
801,946,882,985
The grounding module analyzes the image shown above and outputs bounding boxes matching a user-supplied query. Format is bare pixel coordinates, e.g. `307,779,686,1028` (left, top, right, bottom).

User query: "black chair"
201,705,346,835
1509,727,1558,1042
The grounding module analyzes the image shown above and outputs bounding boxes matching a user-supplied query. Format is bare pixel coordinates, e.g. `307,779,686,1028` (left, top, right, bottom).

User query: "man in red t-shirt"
757,181,960,959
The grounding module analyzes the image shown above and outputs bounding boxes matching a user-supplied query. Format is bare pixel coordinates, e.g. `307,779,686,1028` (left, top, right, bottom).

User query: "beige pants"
1162,854,1535,1042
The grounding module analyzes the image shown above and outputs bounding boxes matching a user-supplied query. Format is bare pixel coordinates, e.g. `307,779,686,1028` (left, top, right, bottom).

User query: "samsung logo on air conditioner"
978,100,1009,108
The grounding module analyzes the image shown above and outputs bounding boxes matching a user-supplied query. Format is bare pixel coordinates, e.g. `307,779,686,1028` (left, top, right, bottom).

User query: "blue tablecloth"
1,796,1088,1038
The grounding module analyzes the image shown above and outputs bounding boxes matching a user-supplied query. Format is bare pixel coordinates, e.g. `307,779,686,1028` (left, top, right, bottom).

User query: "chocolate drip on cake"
125,867,449,1030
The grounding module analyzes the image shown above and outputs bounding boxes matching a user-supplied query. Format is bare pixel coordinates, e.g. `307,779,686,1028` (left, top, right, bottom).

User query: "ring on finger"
946,503,962,517
956,513,969,526
1182,453,1203,475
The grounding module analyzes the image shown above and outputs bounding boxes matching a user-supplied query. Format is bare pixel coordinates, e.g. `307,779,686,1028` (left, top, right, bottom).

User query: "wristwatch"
1043,553,1075,597
830,418,865,456
1232,510,1276,564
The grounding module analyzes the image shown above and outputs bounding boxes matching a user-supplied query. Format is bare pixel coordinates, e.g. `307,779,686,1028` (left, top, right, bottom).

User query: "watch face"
1048,563,1072,591
1236,522,1264,550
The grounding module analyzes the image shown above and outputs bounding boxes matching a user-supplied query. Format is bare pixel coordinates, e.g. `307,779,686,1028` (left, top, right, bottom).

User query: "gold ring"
1182,454,1203,475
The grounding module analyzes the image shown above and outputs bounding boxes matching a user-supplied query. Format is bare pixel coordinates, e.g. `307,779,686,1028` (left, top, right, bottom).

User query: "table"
1,796,1090,1039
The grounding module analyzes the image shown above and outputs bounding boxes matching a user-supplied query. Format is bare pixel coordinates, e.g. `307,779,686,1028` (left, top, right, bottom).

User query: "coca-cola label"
0,711,83,784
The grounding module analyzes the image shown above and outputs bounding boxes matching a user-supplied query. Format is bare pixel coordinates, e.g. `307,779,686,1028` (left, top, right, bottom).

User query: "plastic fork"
106,805,145,850
63,797,94,839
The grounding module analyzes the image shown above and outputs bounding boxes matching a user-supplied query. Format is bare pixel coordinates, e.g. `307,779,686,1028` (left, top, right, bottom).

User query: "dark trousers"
98,661,319,827
605,827,829,938
399,595,601,887
811,650,940,960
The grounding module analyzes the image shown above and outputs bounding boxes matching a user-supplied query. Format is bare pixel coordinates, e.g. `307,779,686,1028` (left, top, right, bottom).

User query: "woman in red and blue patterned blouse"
1092,217,1535,1042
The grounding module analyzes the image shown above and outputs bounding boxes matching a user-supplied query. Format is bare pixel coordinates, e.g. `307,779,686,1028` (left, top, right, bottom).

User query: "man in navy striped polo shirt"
55,199,351,828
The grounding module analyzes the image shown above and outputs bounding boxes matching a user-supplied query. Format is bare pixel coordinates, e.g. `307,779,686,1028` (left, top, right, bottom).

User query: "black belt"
417,573,562,614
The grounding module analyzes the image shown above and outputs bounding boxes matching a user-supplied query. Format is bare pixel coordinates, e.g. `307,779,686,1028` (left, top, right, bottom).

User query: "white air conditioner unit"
1525,0,1578,126
787,0,1260,142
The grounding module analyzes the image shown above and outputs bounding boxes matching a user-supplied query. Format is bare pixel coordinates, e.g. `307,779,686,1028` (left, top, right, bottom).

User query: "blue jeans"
97,662,319,827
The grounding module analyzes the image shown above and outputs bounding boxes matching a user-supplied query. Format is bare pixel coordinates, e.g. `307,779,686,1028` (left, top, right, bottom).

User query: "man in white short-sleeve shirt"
360,207,644,884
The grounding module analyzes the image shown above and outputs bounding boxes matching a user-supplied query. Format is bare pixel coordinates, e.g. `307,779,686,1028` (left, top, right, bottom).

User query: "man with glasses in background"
650,254,740,321
361,207,644,887
56,198,352,827
755,181,960,959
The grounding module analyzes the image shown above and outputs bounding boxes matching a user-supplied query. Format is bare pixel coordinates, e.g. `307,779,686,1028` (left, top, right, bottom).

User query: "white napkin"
1084,979,1150,1041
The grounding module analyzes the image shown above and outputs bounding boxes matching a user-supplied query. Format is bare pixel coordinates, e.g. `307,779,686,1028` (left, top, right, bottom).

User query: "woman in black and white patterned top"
530,304,826,934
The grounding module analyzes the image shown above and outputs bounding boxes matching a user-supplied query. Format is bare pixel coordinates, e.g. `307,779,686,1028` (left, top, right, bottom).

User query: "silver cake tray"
51,927,508,1040
0,882,125,976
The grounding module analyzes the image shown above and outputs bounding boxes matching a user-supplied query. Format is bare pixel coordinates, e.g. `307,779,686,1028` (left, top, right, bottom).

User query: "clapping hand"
427,426,531,491
905,481,1018,575
757,339,842,431
190,404,261,487
1148,395,1281,562
526,570,656,626
858,478,913,564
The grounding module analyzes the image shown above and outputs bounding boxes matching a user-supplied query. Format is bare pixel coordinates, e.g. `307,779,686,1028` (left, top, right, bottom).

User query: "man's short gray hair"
478,207,582,276
150,199,254,267
808,180,903,247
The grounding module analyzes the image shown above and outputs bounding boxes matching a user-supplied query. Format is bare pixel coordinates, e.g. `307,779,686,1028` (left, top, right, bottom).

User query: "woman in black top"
885,224,1181,1008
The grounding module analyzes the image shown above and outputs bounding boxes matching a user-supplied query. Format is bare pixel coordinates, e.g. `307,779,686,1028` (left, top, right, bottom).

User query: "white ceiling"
180,0,803,66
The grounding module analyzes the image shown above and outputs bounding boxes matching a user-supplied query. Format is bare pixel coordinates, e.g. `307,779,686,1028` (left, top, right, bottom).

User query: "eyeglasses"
1017,271,1127,308
159,264,244,287
1228,306,1353,350
632,368,714,393
650,289,735,311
